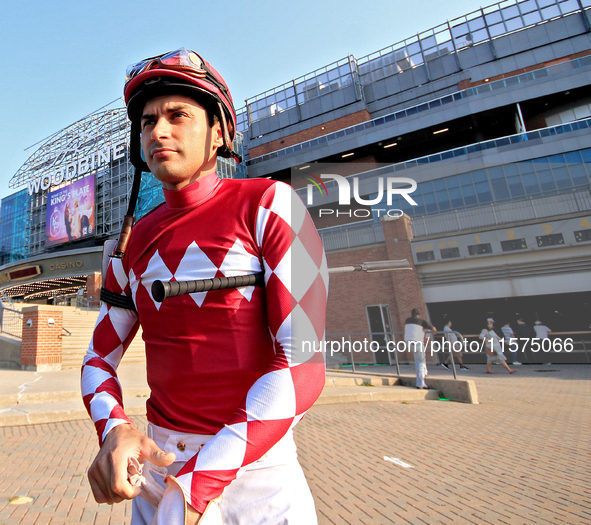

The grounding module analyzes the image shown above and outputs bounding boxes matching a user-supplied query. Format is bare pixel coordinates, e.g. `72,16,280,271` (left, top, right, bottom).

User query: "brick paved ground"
1,365,590,524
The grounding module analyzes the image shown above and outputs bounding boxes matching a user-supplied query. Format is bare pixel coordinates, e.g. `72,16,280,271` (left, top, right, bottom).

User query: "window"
441,247,460,259
468,243,493,255
536,233,565,247
366,304,393,365
501,239,527,251
416,250,436,262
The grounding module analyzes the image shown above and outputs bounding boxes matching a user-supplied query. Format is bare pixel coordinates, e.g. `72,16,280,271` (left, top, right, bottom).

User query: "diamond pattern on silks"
81,287,140,444
80,174,328,514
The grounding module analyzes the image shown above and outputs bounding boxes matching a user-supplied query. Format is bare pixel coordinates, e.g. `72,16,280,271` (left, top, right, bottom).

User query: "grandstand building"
240,0,591,342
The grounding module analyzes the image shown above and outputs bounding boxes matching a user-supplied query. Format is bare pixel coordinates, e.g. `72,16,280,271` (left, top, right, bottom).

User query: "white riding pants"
413,343,427,388
131,423,317,525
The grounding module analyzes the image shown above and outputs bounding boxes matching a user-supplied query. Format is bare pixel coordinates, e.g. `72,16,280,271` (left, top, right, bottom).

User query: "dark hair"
411,308,420,316
190,92,220,128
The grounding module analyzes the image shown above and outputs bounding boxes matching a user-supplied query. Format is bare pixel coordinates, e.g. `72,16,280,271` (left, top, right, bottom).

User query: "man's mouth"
150,146,177,159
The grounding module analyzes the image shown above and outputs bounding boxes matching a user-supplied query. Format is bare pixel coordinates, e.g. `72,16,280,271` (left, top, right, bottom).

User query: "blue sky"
1,0,488,199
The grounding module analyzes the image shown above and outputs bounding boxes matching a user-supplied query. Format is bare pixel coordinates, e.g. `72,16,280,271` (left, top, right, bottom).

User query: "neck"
163,170,220,209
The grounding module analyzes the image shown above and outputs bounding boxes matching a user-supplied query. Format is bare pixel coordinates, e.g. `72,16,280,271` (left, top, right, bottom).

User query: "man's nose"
151,117,171,140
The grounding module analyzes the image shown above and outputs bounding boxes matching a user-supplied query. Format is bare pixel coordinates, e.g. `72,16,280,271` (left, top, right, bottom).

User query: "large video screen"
45,175,95,247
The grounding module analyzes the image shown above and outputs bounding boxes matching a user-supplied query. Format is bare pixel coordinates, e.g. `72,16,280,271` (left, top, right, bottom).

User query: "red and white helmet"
124,47,240,163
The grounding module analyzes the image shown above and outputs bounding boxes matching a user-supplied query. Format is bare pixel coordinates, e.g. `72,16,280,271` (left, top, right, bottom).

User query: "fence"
325,330,591,375
324,331,464,375
412,185,591,237
0,304,23,339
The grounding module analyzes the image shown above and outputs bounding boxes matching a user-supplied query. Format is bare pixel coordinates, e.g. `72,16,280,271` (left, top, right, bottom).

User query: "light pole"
328,259,411,274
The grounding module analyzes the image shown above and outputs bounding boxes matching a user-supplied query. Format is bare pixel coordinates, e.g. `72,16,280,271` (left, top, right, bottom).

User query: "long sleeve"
172,182,329,513
81,257,140,445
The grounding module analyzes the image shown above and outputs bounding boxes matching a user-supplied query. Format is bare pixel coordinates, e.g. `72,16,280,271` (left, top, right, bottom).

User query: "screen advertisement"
45,175,95,247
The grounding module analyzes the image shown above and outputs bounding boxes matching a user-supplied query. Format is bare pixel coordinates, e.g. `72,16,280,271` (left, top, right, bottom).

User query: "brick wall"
86,272,102,306
21,306,64,371
326,244,393,364
249,110,371,158
325,215,435,364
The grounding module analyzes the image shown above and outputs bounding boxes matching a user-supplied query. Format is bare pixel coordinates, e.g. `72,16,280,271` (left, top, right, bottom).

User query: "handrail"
326,330,590,373
75,295,101,311
240,0,591,133
326,329,463,377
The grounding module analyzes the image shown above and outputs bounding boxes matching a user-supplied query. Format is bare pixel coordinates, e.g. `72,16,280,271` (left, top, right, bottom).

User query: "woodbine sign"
26,138,127,196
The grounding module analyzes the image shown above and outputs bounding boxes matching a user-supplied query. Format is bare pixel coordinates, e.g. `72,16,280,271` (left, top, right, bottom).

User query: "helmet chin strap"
217,101,242,163
111,119,146,258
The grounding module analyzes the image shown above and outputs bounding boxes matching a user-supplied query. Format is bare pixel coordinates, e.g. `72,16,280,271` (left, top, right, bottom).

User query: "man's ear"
212,120,224,151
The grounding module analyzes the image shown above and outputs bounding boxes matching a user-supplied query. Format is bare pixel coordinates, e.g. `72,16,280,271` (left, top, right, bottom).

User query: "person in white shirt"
501,321,520,365
479,318,516,375
534,321,552,339
441,320,469,371
404,308,434,389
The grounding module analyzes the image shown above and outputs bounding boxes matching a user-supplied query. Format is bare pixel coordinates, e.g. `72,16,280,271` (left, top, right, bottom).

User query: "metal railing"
325,330,590,377
0,303,23,339
318,221,385,251
325,330,464,376
411,184,591,237
315,185,591,250
76,295,101,311
241,0,591,141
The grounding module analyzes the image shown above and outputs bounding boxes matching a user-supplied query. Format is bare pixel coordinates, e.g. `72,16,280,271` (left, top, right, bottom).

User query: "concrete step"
59,306,146,369
0,384,438,427
0,392,149,427
0,380,438,427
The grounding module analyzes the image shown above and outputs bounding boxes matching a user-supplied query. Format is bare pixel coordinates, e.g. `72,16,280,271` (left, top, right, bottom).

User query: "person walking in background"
480,318,516,375
405,308,435,389
441,320,469,371
501,320,521,365
534,320,552,339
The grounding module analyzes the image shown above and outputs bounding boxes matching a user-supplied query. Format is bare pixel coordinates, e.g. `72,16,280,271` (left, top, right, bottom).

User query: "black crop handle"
151,272,265,303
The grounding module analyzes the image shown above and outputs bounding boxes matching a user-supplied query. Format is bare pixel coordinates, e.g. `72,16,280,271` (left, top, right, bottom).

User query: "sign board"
45,175,95,247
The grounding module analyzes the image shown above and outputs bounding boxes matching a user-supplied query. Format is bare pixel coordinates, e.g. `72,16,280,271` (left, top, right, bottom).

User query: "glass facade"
0,190,29,265
372,148,591,220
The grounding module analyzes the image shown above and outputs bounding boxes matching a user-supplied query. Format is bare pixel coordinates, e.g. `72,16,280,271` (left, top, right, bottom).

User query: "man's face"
140,94,223,191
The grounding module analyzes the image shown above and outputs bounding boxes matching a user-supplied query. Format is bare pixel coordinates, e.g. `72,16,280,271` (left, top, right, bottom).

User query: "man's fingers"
142,440,176,467
88,467,112,504
111,452,142,501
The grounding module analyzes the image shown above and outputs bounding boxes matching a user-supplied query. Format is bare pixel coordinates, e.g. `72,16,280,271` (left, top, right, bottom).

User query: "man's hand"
88,424,176,504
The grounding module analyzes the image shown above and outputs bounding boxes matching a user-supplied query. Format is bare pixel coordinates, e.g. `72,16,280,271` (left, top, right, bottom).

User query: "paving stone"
0,365,589,523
